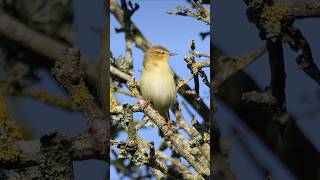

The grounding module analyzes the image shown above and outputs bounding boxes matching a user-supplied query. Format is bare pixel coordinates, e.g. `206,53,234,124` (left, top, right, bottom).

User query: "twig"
285,27,320,85
167,2,210,25
110,0,151,51
184,40,210,96
21,88,76,111
213,45,267,91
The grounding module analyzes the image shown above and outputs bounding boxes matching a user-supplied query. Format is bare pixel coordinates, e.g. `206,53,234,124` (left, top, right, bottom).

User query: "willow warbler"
141,45,177,125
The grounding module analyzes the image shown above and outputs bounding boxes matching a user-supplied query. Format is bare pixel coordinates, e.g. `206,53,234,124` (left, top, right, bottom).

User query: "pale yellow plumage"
141,45,177,120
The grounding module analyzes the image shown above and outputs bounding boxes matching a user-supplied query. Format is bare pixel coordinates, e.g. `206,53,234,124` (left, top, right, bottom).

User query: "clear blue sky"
110,1,210,179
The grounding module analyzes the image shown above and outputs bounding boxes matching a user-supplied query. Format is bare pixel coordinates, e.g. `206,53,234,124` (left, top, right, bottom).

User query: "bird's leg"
165,118,176,133
138,99,152,110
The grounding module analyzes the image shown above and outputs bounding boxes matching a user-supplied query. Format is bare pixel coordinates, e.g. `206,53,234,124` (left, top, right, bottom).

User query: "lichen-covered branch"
124,78,210,177
0,1,111,179
110,0,210,122
167,1,210,25
51,48,109,160
21,88,76,111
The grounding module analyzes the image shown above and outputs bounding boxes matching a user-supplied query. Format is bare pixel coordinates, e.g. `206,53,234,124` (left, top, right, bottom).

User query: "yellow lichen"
0,91,26,140
131,87,140,97
0,143,22,162
119,148,128,157
32,89,74,110
7,127,25,140
259,3,289,39
260,3,289,23
203,132,210,142
71,81,94,105
110,90,119,113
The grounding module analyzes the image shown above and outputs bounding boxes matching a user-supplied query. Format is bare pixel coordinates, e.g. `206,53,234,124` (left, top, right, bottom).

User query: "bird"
140,45,177,132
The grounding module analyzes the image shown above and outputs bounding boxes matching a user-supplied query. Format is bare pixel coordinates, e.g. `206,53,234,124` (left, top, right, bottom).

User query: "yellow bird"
141,45,177,126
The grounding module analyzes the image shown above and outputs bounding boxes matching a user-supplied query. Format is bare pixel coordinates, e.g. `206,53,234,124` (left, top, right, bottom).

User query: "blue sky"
110,1,210,179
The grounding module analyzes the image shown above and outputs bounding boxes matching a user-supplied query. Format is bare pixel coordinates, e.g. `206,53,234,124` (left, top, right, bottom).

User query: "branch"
21,88,76,111
287,1,320,19
110,0,210,122
167,1,210,25
122,78,210,177
213,45,266,91
285,27,320,85
110,0,151,51
0,13,99,94
217,66,320,180
51,47,109,160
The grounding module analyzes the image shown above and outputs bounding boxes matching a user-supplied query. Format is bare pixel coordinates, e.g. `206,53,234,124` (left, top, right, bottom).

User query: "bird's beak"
169,52,177,56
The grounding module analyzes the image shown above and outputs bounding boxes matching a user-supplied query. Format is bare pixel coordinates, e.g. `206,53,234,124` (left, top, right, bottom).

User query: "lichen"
118,139,152,166
0,143,22,162
259,3,289,40
110,90,118,113
32,89,74,110
71,80,94,105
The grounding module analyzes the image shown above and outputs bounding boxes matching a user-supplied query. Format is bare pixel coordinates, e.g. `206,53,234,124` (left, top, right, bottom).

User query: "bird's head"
144,45,177,62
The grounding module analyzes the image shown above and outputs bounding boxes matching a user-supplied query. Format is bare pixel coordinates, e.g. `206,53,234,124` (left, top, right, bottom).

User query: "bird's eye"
161,51,165,54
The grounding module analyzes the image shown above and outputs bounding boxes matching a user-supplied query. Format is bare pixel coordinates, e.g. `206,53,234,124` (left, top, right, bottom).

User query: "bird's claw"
166,120,176,133
139,99,151,110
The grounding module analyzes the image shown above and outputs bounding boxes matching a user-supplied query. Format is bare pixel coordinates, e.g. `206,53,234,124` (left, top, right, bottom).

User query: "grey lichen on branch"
111,103,154,166
51,47,109,160
111,100,200,179
39,131,73,179
125,78,210,177
52,48,93,105
114,0,140,76
110,73,210,178
183,40,210,106
167,2,210,25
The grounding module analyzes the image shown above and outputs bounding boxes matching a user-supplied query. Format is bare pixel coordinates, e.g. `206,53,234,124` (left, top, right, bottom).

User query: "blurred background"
214,0,320,179
1,0,107,179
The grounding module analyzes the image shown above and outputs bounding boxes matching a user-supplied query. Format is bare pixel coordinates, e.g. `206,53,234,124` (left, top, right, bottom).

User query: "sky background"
214,0,320,180
110,1,210,179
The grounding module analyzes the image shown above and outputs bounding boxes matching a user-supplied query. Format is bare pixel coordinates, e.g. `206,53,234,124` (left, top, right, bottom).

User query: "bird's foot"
166,120,176,133
159,121,176,137
139,99,152,110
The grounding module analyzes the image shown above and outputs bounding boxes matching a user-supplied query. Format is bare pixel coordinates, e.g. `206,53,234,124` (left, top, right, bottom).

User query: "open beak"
169,52,177,56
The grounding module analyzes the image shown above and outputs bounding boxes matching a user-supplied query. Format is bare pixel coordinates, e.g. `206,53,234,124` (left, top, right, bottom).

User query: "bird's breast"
141,64,176,110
